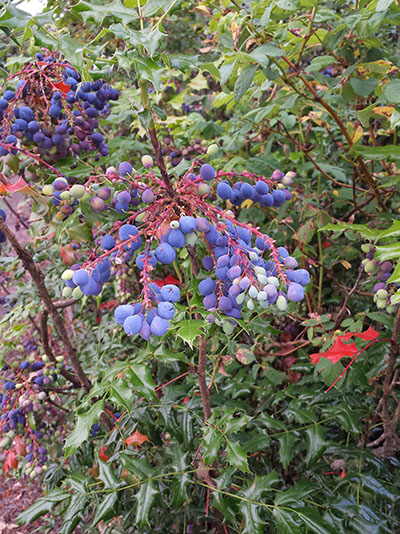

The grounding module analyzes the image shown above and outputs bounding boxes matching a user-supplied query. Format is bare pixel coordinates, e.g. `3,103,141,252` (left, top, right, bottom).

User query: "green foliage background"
0,0,400,532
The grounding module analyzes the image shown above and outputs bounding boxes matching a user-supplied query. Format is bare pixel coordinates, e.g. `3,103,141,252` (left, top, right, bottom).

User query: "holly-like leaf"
135,481,159,526
126,430,149,447
17,489,69,524
98,459,120,489
176,319,203,348
72,0,138,25
304,425,327,465
127,365,157,400
92,493,118,527
64,399,104,458
278,432,299,469
226,441,249,472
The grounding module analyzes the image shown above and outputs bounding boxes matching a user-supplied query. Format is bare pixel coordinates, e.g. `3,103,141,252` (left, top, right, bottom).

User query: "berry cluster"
362,244,398,313
0,51,118,161
60,161,309,339
216,169,294,208
61,258,111,299
0,352,66,478
161,136,208,168
0,208,7,250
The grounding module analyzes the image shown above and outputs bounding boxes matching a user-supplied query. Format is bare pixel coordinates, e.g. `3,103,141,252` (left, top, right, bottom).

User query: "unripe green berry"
197,183,210,196
222,321,235,335
70,184,85,198
60,191,70,200
376,289,388,299
376,299,387,309
42,184,53,196
386,304,397,314
62,287,73,298
72,287,83,299
361,243,372,253
236,293,245,305
276,295,288,311
364,260,378,274
206,143,218,156
61,269,74,280
185,232,197,246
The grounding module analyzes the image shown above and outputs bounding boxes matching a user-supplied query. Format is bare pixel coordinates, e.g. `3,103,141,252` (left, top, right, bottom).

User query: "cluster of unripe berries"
0,351,66,477
362,243,398,313
161,136,208,168
0,52,118,160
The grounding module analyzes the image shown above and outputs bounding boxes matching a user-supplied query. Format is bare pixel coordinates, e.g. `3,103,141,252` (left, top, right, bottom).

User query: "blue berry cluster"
0,208,7,250
216,170,294,208
61,258,111,299
114,283,180,339
0,352,65,478
0,53,118,159
59,161,309,339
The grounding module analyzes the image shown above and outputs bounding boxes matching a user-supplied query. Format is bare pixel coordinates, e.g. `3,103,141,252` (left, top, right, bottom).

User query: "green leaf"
240,474,280,534
375,243,400,261
278,432,299,469
127,365,157,400
305,55,335,72
297,508,336,534
110,380,133,410
349,145,400,161
234,64,257,102
120,453,153,479
350,78,378,97
321,222,381,240
59,494,87,534
304,425,327,465
376,0,394,10
388,262,400,284
92,493,118,527
384,80,400,103
98,459,121,489
202,426,223,465
64,399,104,458
314,357,345,388
142,0,176,16
360,475,395,499
72,0,138,25
153,345,188,363
17,489,69,524
260,6,273,27
135,481,159,526
226,441,249,472
171,449,190,508
134,56,163,91
391,289,400,305
176,319,203,348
